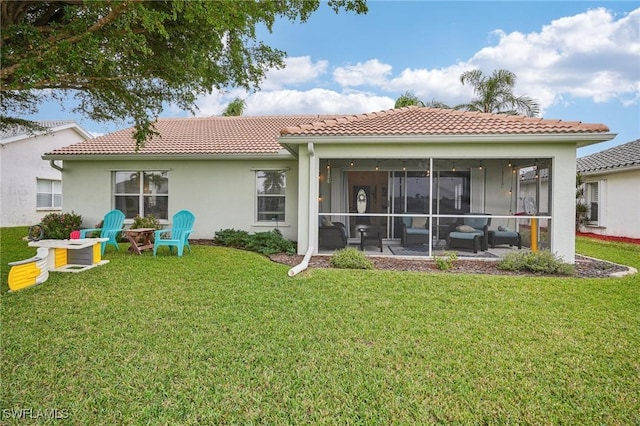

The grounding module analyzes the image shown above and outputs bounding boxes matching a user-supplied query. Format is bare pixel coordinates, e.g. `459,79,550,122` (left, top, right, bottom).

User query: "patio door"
347,171,389,236
391,171,431,239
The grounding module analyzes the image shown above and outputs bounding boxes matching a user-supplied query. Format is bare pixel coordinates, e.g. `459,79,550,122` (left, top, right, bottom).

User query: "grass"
1,227,639,424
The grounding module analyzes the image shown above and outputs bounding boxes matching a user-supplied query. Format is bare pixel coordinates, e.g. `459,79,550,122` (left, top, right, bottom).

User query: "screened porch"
316,157,552,258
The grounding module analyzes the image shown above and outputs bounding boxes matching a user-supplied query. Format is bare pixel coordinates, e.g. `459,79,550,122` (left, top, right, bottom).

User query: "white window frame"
36,178,62,210
585,180,605,227
255,170,286,223
113,171,170,221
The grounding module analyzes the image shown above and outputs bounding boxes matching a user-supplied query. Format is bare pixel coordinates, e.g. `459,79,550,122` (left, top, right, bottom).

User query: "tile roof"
46,107,610,157
0,120,77,140
46,115,341,156
577,139,640,173
280,107,610,137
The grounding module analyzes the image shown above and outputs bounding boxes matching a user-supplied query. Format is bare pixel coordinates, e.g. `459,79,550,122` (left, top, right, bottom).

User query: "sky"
28,1,640,157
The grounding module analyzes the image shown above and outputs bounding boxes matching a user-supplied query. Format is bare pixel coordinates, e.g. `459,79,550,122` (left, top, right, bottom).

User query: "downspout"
49,160,63,172
288,142,316,277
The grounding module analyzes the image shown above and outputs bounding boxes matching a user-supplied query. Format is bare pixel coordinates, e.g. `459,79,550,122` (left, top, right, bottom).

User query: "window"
585,181,599,225
37,179,62,209
256,170,286,222
114,171,169,220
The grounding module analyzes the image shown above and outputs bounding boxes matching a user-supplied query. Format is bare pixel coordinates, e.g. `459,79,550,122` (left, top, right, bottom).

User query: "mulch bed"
191,240,632,278
267,253,630,278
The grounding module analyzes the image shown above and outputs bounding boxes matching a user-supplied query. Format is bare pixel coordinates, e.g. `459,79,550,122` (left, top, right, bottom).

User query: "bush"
40,212,83,239
435,251,458,270
330,247,374,270
214,228,251,248
497,250,574,275
245,230,296,255
214,228,296,255
132,215,160,230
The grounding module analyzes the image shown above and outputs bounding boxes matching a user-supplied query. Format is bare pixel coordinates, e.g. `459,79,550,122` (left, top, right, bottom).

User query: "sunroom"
279,107,613,264
314,156,551,258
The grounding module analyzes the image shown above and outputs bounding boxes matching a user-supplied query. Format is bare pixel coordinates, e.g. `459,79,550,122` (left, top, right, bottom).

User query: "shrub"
40,212,83,239
330,247,374,270
214,228,296,255
497,250,574,275
214,228,251,248
132,215,160,230
434,251,458,270
245,230,296,255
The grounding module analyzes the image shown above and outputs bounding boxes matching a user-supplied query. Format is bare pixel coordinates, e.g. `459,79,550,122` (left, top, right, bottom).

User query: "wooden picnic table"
123,228,155,254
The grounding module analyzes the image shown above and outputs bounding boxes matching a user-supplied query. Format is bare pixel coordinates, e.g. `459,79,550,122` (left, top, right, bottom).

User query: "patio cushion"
411,217,428,228
406,227,429,235
321,216,333,227
448,231,477,240
465,217,489,229
456,225,476,233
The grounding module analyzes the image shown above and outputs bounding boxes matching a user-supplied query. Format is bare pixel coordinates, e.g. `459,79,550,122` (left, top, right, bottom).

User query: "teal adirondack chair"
79,209,126,255
153,210,195,256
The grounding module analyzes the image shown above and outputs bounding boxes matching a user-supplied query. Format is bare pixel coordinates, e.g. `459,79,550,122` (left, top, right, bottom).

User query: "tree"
222,97,246,117
394,91,451,109
455,69,540,117
394,91,425,108
1,0,367,148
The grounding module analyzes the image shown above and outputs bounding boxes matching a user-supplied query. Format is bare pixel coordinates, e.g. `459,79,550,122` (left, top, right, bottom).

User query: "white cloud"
469,7,640,107
333,59,393,87
192,7,639,117
261,56,328,90
245,88,394,115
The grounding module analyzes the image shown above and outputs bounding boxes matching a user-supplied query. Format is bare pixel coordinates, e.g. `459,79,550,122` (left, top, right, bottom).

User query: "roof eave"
1,122,93,145
42,152,296,161
278,133,617,145
578,164,640,175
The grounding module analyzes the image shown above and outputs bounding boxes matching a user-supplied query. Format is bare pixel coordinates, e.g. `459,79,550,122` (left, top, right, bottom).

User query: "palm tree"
394,91,425,108
222,97,245,116
394,91,450,109
455,69,540,117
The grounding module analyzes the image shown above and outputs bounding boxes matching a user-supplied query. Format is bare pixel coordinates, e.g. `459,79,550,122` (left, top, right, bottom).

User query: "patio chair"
153,210,195,256
447,214,491,253
488,227,522,249
79,209,125,255
319,217,347,250
400,216,430,247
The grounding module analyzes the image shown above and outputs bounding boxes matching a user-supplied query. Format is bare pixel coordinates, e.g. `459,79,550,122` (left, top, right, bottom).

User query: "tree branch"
1,1,137,82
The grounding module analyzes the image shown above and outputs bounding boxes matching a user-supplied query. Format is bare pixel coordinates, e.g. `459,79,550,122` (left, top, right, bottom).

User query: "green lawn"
1,228,639,424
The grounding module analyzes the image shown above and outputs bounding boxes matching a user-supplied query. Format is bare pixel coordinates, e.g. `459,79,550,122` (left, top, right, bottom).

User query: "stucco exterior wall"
0,127,88,226
60,158,299,241
295,140,578,262
583,169,640,239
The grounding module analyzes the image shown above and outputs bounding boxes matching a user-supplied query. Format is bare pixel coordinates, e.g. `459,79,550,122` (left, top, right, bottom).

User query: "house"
577,139,640,239
42,107,613,265
1,120,93,227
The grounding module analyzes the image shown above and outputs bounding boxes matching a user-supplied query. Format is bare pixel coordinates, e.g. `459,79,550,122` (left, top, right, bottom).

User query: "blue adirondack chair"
79,209,126,255
153,210,195,256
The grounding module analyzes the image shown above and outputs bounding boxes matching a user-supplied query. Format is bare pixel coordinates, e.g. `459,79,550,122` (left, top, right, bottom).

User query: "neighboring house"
577,139,640,239
43,107,613,263
0,121,93,227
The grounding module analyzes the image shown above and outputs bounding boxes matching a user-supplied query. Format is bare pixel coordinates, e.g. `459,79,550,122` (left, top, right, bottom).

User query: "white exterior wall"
0,127,88,226
60,158,299,241
583,169,640,239
295,140,578,262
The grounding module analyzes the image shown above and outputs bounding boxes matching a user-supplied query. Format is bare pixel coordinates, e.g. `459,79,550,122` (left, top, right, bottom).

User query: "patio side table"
357,225,383,252
123,228,155,254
